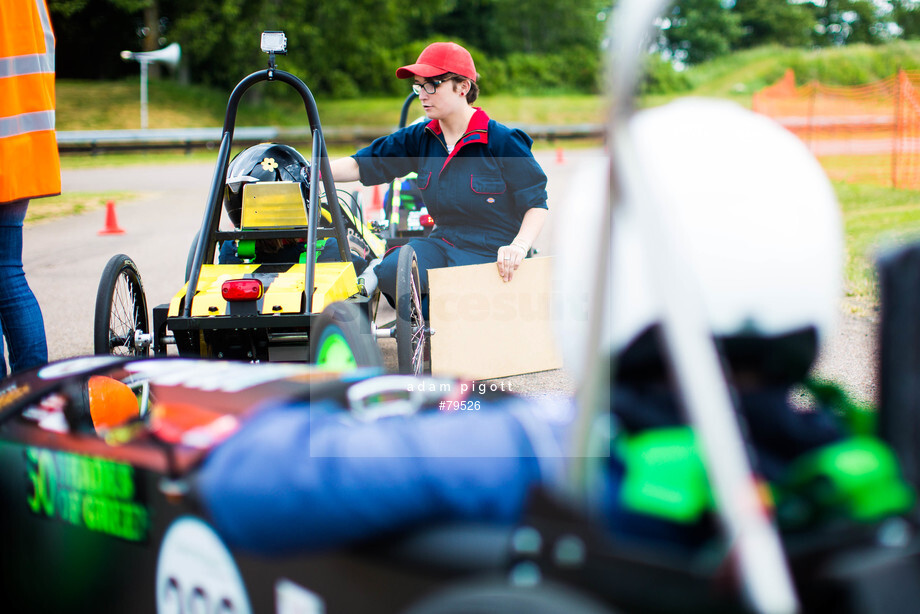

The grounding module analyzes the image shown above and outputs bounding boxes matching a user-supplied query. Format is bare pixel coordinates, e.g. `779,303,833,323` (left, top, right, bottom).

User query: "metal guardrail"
56,124,603,153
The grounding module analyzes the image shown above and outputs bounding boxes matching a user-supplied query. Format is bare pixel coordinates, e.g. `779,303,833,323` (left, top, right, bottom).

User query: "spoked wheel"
311,302,383,369
94,254,150,357
396,245,430,375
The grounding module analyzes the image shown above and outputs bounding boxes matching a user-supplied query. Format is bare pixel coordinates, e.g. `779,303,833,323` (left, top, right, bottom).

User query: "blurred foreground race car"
18,4,920,614
0,355,575,614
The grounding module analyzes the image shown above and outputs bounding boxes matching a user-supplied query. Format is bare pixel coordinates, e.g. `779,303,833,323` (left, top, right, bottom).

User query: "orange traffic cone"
556,147,565,164
98,200,125,235
368,184,383,219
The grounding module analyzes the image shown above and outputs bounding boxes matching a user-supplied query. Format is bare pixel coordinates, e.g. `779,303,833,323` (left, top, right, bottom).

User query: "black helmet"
223,143,311,227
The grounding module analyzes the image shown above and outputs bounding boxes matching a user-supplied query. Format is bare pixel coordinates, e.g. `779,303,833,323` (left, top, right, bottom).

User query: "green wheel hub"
316,330,357,370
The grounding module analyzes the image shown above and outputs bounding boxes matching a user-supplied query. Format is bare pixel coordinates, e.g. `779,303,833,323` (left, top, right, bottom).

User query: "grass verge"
25,192,137,227
57,79,607,132
835,181,920,305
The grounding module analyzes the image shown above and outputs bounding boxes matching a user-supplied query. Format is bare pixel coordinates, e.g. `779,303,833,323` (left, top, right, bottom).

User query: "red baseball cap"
396,42,477,81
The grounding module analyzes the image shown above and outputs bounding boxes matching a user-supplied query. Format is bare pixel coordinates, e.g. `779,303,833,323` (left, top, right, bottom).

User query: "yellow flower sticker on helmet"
261,157,279,171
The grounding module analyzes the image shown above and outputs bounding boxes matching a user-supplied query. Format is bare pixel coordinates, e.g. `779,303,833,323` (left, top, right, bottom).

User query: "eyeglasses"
412,79,445,95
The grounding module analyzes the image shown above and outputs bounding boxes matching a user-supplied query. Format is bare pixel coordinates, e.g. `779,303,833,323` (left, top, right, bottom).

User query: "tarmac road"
24,149,587,397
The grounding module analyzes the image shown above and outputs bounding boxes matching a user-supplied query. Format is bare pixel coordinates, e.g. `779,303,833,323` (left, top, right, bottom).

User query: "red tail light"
420,214,435,228
221,279,263,301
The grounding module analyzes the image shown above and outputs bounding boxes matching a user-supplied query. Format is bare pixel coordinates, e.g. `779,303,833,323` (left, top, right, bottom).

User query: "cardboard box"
428,257,562,380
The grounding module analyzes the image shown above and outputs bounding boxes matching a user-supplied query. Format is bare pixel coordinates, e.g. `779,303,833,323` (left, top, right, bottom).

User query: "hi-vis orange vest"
0,0,61,205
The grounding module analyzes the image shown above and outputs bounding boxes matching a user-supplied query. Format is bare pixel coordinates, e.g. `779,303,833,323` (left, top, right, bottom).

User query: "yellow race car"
92,32,426,371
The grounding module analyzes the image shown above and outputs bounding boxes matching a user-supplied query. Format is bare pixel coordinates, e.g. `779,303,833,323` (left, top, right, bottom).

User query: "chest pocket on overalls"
416,170,432,190
470,174,506,195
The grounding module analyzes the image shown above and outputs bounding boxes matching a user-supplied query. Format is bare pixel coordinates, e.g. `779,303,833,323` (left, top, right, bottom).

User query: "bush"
395,39,602,96
785,43,920,86
322,70,362,99
504,53,566,92
640,54,693,95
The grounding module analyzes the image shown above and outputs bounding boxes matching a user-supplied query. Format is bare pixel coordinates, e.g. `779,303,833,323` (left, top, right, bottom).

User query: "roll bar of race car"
183,68,351,318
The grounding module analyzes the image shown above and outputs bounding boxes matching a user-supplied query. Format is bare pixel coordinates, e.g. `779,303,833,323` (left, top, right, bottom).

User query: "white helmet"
555,98,843,381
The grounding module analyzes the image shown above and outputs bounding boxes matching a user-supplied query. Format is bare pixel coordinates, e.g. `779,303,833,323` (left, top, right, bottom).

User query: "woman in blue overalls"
329,42,548,304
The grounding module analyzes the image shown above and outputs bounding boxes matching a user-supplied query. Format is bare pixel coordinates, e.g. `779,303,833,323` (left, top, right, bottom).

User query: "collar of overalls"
426,107,490,172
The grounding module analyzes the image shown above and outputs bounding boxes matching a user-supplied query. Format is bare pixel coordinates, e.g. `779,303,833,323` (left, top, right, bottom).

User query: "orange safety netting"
753,69,920,189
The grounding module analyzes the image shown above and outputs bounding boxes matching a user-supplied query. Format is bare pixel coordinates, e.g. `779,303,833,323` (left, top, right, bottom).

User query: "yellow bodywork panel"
241,182,308,228
167,262,359,317
310,262,360,311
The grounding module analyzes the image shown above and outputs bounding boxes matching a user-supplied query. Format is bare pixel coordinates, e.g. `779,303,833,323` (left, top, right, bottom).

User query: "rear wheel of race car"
94,254,150,357
311,302,383,369
396,245,429,374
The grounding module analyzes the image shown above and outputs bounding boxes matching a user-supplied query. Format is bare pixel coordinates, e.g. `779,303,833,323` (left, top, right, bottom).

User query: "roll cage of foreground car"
92,33,430,373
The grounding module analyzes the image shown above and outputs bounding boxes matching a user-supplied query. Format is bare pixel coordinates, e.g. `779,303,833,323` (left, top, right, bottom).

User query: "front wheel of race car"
396,245,430,375
310,302,383,369
94,254,150,357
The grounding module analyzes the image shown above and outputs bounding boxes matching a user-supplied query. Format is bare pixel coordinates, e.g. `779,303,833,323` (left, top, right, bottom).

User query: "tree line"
660,0,920,66
48,0,920,97
48,0,609,97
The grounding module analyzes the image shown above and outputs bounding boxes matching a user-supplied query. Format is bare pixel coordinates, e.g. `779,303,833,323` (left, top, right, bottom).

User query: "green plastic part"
236,239,256,260
614,379,914,530
785,436,915,522
618,427,713,523
305,238,327,264
400,193,418,211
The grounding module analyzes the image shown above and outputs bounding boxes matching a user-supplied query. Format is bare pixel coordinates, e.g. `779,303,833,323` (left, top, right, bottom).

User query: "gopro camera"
260,31,287,55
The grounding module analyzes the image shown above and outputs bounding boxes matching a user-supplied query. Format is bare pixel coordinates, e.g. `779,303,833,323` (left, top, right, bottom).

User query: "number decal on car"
156,516,253,614
24,447,150,542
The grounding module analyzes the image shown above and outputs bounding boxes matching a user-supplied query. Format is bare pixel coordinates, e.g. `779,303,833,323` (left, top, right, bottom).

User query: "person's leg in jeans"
0,200,47,377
